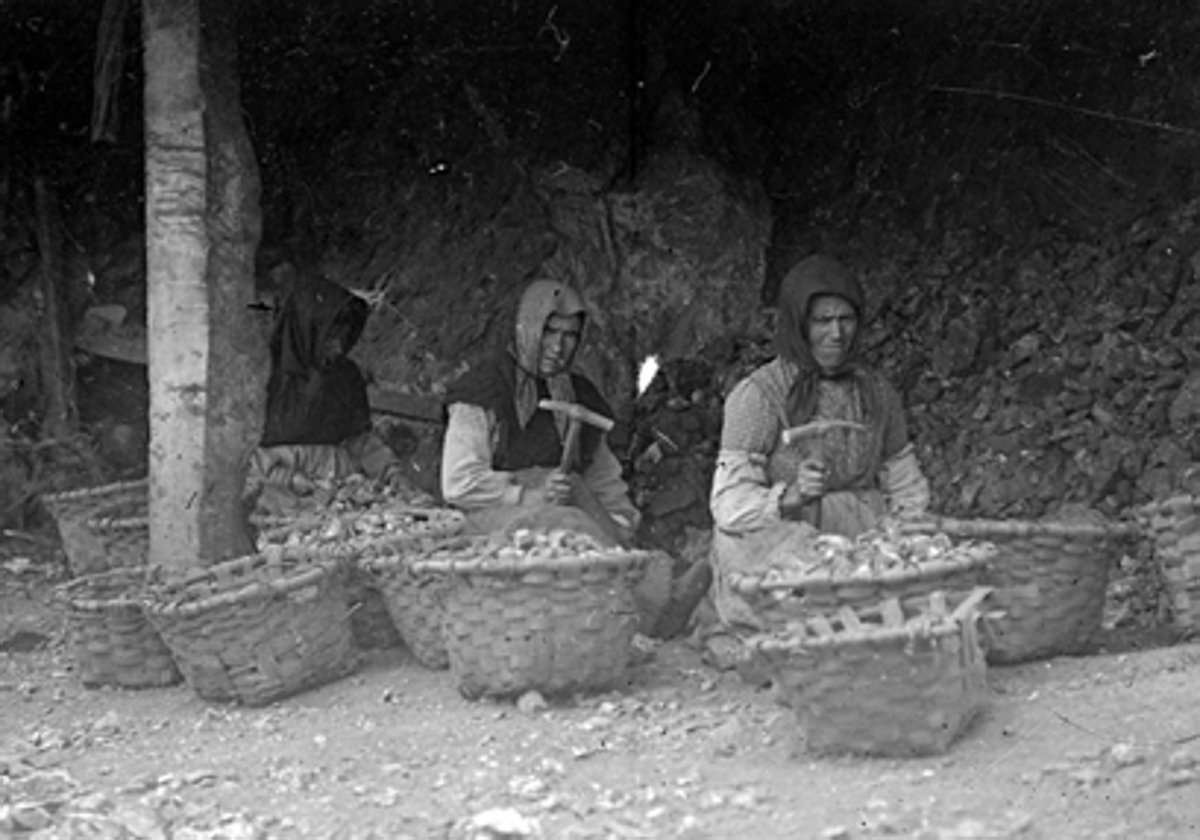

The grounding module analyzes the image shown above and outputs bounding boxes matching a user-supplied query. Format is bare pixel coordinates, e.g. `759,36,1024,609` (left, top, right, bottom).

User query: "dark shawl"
444,352,611,473
260,272,372,447
444,280,610,472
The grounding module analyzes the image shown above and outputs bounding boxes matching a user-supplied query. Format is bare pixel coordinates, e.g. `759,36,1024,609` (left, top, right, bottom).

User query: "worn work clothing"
709,255,931,632
249,270,412,520
441,400,639,532
261,272,372,448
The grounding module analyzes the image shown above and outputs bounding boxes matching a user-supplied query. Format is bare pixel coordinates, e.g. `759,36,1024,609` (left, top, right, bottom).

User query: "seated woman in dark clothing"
248,270,411,513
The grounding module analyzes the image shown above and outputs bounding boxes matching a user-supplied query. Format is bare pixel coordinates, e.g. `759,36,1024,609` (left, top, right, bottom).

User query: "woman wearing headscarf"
708,254,930,633
249,269,410,509
441,279,639,540
441,279,720,638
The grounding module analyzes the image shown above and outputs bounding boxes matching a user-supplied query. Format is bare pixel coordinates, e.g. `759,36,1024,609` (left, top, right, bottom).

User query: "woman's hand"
782,459,827,509
542,468,574,506
513,467,574,506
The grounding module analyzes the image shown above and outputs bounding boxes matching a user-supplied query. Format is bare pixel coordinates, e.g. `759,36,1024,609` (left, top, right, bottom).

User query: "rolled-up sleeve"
441,402,523,510
582,437,641,531
710,379,789,533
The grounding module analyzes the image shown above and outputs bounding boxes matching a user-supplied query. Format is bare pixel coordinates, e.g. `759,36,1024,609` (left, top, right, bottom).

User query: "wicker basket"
42,479,148,575
901,516,1139,664
359,532,472,669
56,567,181,689
1135,496,1200,631
259,507,465,660
411,536,650,699
748,588,992,757
86,513,149,570
344,566,405,650
143,545,359,706
727,536,993,632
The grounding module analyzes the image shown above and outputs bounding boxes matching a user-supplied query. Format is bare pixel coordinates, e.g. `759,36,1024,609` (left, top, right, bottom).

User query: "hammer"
780,418,867,448
537,398,628,547
538,399,615,472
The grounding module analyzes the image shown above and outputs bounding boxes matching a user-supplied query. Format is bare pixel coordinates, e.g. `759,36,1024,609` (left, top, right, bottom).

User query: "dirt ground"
2,546,1199,840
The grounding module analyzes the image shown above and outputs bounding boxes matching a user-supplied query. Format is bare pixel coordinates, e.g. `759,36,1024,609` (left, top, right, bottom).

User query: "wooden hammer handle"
560,417,583,472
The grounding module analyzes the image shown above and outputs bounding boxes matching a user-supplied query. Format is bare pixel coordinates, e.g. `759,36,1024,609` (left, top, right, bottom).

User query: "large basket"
1135,496,1200,631
42,479,148,575
748,588,992,757
902,516,1139,663
56,567,181,689
411,532,650,699
259,507,465,659
727,532,994,632
143,546,359,706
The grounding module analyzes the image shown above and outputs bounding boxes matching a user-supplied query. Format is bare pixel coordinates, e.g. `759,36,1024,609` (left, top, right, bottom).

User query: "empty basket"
748,588,992,757
56,567,180,689
42,479,148,575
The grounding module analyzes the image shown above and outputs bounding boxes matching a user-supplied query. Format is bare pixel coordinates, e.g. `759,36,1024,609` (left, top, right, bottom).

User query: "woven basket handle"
948,586,994,623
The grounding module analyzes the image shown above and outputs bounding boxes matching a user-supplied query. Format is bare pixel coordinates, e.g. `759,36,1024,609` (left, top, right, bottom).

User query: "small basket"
902,516,1139,664
748,588,992,757
42,479,148,575
411,533,650,699
1135,496,1200,631
260,507,466,661
86,513,149,570
727,536,993,632
56,567,181,689
143,545,359,706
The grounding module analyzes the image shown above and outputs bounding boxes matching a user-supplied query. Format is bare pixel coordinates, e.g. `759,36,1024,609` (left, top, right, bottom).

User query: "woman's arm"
580,436,641,537
710,379,791,533
441,402,525,510
873,376,929,517
881,443,931,518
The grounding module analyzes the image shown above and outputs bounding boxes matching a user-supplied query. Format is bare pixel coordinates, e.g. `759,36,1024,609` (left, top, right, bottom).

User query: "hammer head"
780,418,867,447
537,399,615,431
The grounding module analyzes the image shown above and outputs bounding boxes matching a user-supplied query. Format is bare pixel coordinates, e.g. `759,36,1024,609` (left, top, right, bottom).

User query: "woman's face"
538,313,583,377
807,294,858,372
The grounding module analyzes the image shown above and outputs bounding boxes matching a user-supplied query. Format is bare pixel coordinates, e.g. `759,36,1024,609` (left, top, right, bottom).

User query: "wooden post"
143,0,267,571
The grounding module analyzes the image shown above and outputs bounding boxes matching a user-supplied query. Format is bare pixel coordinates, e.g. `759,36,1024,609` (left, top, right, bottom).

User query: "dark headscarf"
260,272,372,447
774,254,877,428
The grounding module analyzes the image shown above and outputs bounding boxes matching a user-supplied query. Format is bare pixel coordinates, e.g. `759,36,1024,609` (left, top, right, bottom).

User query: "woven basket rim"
1134,495,1200,519
728,550,990,595
57,566,151,611
87,513,148,529
144,550,341,618
411,547,652,577
901,515,1140,540
42,477,148,505
748,587,992,652
361,532,488,572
